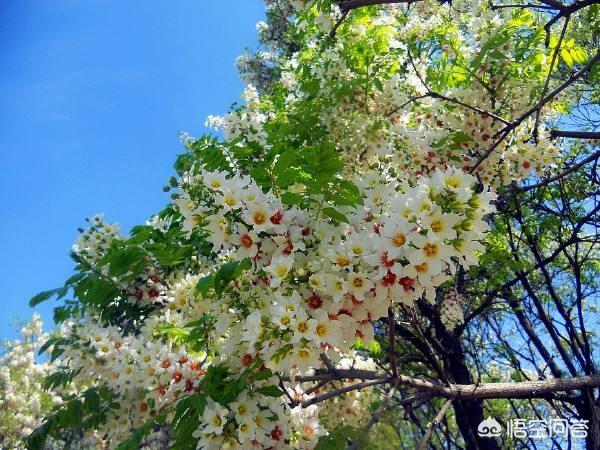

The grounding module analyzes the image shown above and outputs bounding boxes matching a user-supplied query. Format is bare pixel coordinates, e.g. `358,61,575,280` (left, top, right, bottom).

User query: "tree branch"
285,371,600,405
470,51,600,172
550,130,600,139
517,149,600,191
330,0,424,37
416,399,453,450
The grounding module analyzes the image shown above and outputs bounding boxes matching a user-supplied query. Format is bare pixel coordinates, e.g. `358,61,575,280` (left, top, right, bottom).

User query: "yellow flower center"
274,265,288,278
415,262,429,273
336,256,351,266
423,243,439,258
392,232,406,247
446,177,460,189
352,277,364,288
253,211,267,225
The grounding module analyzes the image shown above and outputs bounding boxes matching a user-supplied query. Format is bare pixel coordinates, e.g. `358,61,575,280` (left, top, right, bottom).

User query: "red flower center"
307,293,323,309
240,234,253,248
271,426,283,441
380,251,395,268
270,211,283,225
398,276,415,292
382,272,397,286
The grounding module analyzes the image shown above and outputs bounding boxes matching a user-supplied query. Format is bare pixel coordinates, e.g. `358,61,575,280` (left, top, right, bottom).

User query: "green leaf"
255,385,284,397
149,244,190,267
27,420,52,450
314,426,360,449
29,287,68,307
301,145,344,184
281,192,304,205
196,274,214,297
322,207,349,224
315,433,346,450
570,47,587,64
450,131,473,144
561,48,574,68
212,259,251,295
43,368,81,390
252,368,273,380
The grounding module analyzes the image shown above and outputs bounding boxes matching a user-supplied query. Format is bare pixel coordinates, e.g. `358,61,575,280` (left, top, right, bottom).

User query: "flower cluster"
0,316,58,448
206,85,268,148
439,288,465,330
175,166,494,379
57,316,206,444
27,0,590,448
72,214,122,262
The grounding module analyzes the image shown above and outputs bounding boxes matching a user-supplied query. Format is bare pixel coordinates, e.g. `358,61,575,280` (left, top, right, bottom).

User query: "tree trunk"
418,300,501,450
578,391,600,450
444,343,501,450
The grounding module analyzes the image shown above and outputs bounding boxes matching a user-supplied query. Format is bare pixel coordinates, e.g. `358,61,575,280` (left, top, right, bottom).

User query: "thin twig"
470,51,600,172
348,381,400,449
388,307,398,378
533,15,570,142
415,399,453,450
517,149,600,192
301,378,391,408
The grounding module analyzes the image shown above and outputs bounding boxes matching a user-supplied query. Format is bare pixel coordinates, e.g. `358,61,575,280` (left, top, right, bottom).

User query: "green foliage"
315,425,361,449
195,258,252,297
27,386,118,450
154,315,214,352
115,415,166,450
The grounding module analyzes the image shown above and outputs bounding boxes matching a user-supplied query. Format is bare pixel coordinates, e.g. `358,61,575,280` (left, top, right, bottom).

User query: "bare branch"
348,382,401,449
470,51,600,172
550,130,600,139
518,149,600,191
330,0,424,37
388,307,398,379
301,378,391,407
416,399,453,450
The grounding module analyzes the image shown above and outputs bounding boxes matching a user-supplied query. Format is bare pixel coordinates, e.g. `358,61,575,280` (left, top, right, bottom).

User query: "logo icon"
478,417,503,437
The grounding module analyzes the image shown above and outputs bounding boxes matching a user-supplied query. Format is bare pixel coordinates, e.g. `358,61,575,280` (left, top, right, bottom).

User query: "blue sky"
0,1,265,340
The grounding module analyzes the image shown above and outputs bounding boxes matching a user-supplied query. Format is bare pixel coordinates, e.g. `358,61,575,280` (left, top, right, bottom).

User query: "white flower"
313,311,342,348
243,200,274,233
230,395,257,423
291,308,317,343
266,255,294,287
203,170,229,191
202,400,229,435
346,272,374,300
421,208,460,240
230,224,259,259
378,216,412,258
